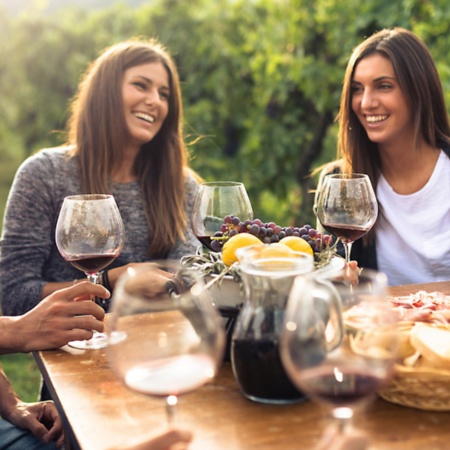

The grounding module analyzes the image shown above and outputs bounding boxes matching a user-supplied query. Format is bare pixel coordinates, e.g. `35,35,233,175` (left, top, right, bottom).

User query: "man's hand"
11,281,109,352
3,400,64,448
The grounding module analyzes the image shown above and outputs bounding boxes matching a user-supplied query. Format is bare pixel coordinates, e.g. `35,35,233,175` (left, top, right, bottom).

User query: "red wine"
196,235,214,249
66,254,117,274
321,223,370,244
297,367,386,406
231,337,306,403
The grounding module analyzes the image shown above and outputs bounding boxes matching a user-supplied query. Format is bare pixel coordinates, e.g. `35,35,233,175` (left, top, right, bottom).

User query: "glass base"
68,331,127,349
68,331,109,350
243,392,308,405
108,331,127,345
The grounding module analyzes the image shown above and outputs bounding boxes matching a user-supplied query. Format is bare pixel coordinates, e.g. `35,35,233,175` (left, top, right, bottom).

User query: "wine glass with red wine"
55,194,125,349
107,262,225,425
280,269,399,448
191,181,253,252
316,174,378,263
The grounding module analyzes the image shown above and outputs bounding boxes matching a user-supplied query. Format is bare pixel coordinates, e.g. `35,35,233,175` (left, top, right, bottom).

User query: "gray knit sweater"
0,147,200,316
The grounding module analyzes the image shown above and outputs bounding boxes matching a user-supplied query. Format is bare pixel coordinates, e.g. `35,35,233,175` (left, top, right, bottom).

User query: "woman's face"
351,53,414,150
122,61,170,151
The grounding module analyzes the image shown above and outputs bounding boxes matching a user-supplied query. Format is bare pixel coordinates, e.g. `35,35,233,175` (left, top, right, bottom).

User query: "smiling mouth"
365,115,388,123
133,112,155,124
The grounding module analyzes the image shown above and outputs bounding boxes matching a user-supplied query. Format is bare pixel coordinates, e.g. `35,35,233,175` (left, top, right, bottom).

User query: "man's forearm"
0,364,21,418
0,316,23,354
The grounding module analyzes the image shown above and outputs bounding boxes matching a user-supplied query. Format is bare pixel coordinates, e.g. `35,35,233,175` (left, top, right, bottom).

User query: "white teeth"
133,112,155,123
366,115,388,123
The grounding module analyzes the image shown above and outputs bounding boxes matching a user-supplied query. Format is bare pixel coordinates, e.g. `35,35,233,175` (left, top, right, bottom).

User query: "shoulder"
18,146,75,174
319,160,344,177
183,168,201,192
315,160,344,188
442,144,450,159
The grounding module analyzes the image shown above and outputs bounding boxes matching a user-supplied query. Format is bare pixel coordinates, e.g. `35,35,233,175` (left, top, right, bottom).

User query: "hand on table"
3,400,64,448
13,281,109,352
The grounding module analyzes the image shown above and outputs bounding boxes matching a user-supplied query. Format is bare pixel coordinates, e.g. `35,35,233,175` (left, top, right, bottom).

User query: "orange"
222,233,262,267
279,236,314,256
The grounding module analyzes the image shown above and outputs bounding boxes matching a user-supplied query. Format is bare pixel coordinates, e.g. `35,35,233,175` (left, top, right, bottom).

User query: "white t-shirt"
376,150,450,286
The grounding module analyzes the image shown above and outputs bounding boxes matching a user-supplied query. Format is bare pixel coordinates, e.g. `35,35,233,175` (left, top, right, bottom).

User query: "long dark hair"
67,39,193,258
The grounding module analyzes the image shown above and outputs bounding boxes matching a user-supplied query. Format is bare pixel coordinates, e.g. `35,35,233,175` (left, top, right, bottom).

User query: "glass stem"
87,272,99,285
343,242,353,264
86,272,99,304
166,395,178,425
333,406,353,434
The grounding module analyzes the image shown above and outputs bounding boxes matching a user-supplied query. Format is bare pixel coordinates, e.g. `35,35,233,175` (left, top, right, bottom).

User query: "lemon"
222,233,262,266
259,243,295,258
279,236,314,256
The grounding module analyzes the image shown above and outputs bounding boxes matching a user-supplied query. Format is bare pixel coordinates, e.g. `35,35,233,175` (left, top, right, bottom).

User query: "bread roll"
410,323,450,370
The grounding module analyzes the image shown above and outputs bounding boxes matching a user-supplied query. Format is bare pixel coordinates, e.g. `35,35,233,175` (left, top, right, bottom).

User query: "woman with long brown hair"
0,39,201,315
316,27,450,285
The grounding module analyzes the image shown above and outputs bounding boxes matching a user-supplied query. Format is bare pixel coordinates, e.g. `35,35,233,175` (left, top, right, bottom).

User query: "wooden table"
34,281,450,450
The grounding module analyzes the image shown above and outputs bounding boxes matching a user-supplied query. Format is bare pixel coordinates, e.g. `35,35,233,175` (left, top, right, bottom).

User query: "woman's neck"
111,146,140,183
379,141,440,195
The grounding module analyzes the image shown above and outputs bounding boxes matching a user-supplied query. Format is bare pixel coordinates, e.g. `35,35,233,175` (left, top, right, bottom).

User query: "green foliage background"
1,0,450,400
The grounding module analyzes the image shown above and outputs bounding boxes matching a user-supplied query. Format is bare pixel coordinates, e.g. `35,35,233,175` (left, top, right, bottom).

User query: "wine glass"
280,269,399,448
315,174,378,263
191,181,253,252
107,261,225,425
55,194,125,349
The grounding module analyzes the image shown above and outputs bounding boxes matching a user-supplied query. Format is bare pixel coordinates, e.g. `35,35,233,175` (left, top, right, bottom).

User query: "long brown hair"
338,28,450,184
67,39,193,258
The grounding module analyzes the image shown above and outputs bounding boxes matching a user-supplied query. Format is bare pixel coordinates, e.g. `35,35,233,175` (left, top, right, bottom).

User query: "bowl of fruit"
181,215,342,309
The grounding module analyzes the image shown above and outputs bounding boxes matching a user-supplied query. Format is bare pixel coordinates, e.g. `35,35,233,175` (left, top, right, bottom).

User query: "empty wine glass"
191,181,253,252
280,269,399,448
55,194,125,349
316,174,378,263
107,261,225,425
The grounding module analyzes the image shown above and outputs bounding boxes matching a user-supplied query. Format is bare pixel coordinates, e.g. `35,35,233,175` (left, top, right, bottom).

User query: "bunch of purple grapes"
209,215,334,253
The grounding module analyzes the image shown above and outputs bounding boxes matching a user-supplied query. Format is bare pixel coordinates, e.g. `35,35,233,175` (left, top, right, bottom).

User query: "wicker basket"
379,363,450,411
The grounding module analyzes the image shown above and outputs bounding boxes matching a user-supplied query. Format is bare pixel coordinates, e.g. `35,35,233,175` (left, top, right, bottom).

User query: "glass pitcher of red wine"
230,245,314,404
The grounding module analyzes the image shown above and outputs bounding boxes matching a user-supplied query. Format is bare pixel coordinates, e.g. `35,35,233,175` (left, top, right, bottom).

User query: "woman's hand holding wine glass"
280,269,400,449
191,181,253,252
55,194,125,349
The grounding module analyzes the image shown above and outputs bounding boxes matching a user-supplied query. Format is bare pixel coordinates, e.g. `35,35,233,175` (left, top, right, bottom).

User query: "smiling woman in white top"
315,27,450,285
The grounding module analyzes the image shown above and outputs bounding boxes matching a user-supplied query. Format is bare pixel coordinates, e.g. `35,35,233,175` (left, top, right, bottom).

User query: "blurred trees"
1,0,450,227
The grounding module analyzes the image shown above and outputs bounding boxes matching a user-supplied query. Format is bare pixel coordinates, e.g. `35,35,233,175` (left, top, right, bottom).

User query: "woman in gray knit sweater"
0,39,201,316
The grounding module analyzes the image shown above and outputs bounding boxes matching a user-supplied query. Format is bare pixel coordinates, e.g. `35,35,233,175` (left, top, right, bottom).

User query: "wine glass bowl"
55,194,125,349
280,269,399,445
191,181,253,251
316,173,378,263
107,261,225,424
